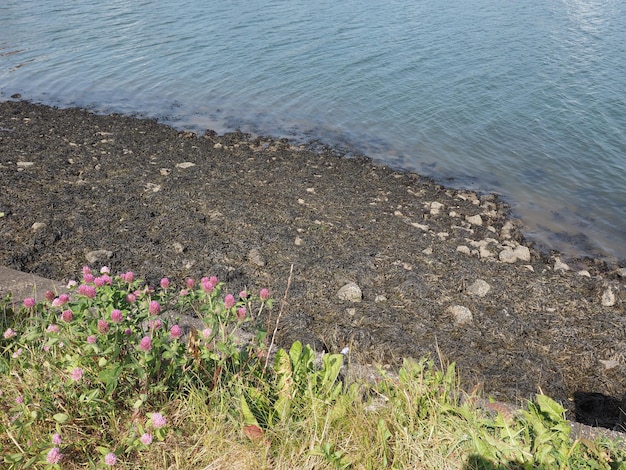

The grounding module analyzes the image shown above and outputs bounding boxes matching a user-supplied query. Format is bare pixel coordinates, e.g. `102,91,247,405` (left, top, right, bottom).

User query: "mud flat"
1,100,625,429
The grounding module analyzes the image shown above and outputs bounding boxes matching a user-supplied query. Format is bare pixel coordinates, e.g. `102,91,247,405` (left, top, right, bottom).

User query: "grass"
1,266,625,469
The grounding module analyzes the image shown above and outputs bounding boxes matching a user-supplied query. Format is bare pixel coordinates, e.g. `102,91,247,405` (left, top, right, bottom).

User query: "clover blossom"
149,300,161,315
3,328,16,339
140,336,152,351
23,297,36,308
150,412,167,428
61,309,73,322
111,309,123,323
140,433,153,445
170,325,182,339
260,288,270,301
104,452,117,466
71,367,83,381
46,447,63,464
224,294,236,309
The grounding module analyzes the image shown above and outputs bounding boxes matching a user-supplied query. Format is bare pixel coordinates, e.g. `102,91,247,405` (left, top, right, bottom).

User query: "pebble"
599,359,620,370
17,161,34,168
466,214,483,226
31,222,46,232
554,258,570,271
374,294,387,303
601,287,616,307
172,242,185,254
467,279,491,297
448,305,473,326
456,245,471,255
337,282,362,303
430,201,444,215
499,246,531,263
85,249,113,265
500,221,515,239
175,162,196,169
247,248,265,267
294,237,304,246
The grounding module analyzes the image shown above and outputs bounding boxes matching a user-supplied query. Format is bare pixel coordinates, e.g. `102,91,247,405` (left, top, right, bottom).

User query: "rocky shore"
1,100,625,428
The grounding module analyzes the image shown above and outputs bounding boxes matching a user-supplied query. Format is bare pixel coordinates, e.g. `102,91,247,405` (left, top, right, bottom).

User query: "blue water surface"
1,0,625,260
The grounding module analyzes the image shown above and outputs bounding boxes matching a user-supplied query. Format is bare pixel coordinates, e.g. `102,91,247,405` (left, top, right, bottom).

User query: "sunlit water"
1,0,625,261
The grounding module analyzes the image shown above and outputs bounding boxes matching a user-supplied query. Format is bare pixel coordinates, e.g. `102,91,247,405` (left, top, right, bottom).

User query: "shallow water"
1,0,625,260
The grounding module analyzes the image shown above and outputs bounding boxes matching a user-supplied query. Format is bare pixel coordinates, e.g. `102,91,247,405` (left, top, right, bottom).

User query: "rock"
577,270,591,278
374,295,387,303
468,279,491,297
499,246,530,263
294,237,304,246
466,214,483,226
599,359,620,370
456,245,471,255
422,247,433,255
16,161,34,168
554,258,570,271
85,249,113,265
175,162,196,169
479,247,494,259
430,201,444,215
602,287,616,307
500,220,515,239
337,282,362,303
617,268,626,278
172,242,185,254
247,248,265,267
448,305,472,326
31,222,46,232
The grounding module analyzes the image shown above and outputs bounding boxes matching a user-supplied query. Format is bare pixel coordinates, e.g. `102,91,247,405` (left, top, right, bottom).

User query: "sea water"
1,0,625,260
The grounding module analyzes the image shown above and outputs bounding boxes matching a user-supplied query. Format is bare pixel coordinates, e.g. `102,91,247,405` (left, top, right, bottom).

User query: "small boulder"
466,214,483,226
337,282,363,303
448,305,472,326
85,249,113,265
467,279,491,297
602,287,616,307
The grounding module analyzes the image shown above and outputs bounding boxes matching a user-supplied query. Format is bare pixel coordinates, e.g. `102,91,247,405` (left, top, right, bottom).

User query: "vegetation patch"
1,267,625,468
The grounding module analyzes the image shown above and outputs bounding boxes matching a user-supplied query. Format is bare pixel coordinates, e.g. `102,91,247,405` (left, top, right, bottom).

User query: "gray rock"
337,282,363,303
456,245,471,255
247,248,266,267
602,287,616,307
466,214,483,226
31,222,46,232
448,305,473,326
499,245,531,263
85,249,113,265
554,258,570,271
430,201,444,215
468,279,491,297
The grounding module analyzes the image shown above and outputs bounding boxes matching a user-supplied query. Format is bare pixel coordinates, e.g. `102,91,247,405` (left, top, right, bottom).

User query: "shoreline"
1,100,625,419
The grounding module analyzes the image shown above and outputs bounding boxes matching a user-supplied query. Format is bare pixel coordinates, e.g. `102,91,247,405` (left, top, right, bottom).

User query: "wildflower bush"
0,266,273,468
1,266,626,469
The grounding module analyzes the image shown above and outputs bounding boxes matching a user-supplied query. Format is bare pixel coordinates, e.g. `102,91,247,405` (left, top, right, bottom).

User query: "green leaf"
288,341,302,368
535,394,565,421
240,394,260,427
53,413,69,423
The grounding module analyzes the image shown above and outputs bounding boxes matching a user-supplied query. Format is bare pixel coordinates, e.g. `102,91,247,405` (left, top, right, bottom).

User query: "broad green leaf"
53,413,69,423
288,341,302,367
240,394,260,427
535,394,565,422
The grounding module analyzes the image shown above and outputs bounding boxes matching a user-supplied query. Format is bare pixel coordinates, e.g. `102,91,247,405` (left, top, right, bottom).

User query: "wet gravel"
1,100,625,428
